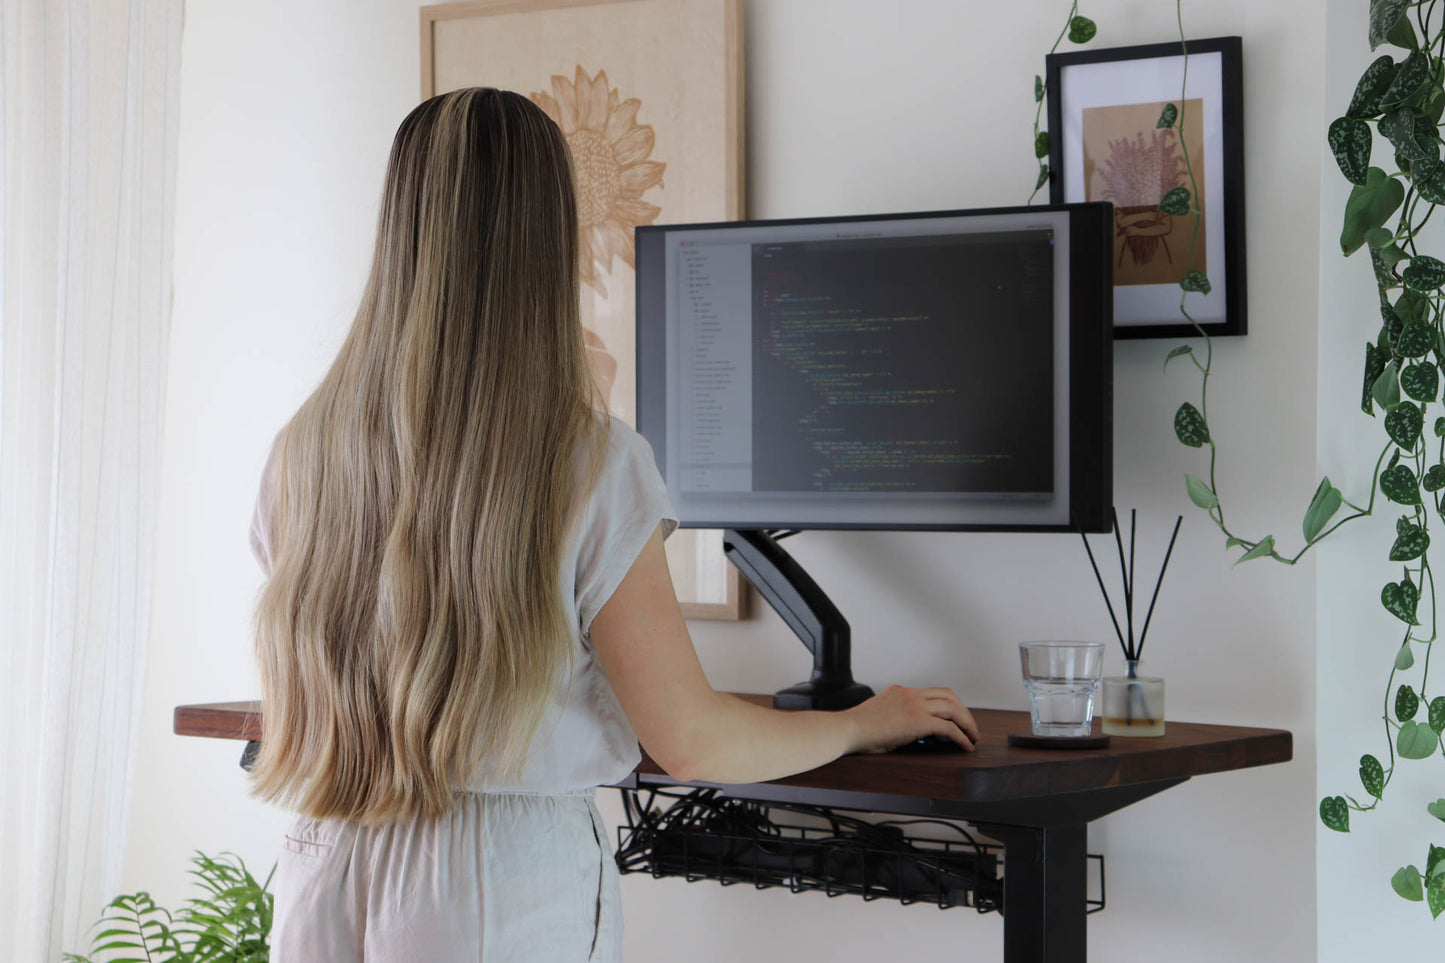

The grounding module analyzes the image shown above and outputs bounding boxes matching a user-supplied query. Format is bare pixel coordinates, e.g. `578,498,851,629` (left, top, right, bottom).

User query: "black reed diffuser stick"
1080,509,1183,663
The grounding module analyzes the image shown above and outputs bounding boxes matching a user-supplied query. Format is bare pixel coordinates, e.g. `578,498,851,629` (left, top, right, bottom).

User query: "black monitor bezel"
635,202,1113,534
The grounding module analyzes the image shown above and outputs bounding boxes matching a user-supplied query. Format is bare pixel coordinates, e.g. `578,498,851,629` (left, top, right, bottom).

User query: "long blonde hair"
250,88,604,823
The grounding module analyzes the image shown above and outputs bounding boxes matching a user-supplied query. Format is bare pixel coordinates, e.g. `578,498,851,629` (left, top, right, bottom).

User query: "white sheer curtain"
0,0,181,958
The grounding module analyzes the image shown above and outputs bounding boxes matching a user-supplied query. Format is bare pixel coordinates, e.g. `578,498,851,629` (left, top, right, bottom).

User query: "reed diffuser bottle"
1080,508,1179,738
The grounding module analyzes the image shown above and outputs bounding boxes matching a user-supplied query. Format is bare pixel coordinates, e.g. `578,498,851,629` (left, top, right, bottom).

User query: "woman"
248,87,980,962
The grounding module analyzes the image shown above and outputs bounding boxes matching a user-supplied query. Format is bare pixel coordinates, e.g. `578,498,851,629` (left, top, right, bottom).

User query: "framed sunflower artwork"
1046,37,1246,339
421,0,747,619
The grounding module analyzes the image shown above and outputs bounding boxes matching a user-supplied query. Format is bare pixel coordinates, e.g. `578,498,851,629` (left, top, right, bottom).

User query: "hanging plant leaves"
1179,270,1212,294
1382,51,1431,108
1348,55,1399,117
1387,10,1421,51
1399,640,1417,669
1364,343,1390,414
1415,161,1445,204
1159,186,1191,216
1381,108,1437,163
1035,130,1050,159
1329,117,1373,186
1174,402,1210,447
1370,0,1411,50
1402,362,1439,401
1164,345,1193,370
1398,719,1438,758
1034,74,1045,103
1342,168,1406,255
1397,289,1430,324
1035,165,1050,190
1425,465,1445,491
1398,321,1437,355
1321,796,1351,833
1366,226,1396,248
1381,302,1405,350
1398,683,1421,721
1386,400,1424,448
1381,464,1422,505
1236,536,1276,565
1373,244,1403,286
1430,879,1445,919
1431,697,1445,734
1157,103,1178,128
1360,754,1386,798
1430,799,1445,821
1303,478,1344,542
1185,474,1219,510
1391,522,1431,560
1374,362,1402,411
1394,865,1426,900
1430,845,1445,882
1068,15,1097,43
1381,569,1421,622
1404,256,1445,290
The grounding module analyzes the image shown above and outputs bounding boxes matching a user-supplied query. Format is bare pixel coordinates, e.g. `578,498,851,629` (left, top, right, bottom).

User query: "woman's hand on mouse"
841,684,981,754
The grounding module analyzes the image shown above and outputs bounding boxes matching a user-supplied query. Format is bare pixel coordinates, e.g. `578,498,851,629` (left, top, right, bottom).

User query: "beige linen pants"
270,792,621,962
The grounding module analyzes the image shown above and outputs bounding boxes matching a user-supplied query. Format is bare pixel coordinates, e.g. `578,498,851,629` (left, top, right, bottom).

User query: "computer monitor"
635,203,1114,534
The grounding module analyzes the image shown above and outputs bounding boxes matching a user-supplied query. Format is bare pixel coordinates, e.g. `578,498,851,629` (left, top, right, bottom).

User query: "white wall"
1316,0,1445,955
126,1,1326,960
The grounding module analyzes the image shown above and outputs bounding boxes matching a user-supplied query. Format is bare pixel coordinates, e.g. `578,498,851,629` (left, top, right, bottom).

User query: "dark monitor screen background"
750,232,1054,497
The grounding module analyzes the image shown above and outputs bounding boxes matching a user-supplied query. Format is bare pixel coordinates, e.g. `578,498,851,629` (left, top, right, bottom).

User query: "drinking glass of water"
1018,641,1105,738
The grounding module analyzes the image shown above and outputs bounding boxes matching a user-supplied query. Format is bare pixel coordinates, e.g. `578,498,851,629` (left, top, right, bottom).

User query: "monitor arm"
721,529,875,711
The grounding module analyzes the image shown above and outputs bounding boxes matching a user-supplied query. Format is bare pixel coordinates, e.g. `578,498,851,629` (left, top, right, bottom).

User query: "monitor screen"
635,204,1112,532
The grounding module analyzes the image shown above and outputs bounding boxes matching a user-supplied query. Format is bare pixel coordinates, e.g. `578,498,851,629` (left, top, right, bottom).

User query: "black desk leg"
977,822,1088,963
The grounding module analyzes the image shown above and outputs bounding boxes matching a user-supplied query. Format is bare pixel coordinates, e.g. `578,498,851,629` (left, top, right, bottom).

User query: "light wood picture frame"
421,0,746,619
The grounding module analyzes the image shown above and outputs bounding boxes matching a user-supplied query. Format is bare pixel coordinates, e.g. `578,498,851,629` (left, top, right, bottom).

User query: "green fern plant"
64,852,274,963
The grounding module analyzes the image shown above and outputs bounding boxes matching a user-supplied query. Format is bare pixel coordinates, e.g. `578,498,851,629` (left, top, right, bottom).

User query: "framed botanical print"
421,0,746,618
1047,37,1246,339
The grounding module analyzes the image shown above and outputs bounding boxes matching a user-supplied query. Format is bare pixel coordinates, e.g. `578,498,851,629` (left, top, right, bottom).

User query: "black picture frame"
1047,36,1245,339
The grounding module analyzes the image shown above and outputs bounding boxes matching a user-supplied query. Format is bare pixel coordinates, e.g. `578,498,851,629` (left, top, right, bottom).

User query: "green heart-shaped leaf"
1431,696,1445,734
1159,186,1191,216
1303,478,1343,542
1387,401,1424,448
1320,796,1351,833
1398,683,1421,721
1390,522,1430,560
1360,754,1386,798
1427,798,1445,821
1034,74,1044,103
1164,345,1193,370
1398,640,1417,670
1364,343,1390,415
1382,576,1422,623
1174,402,1210,447
1398,719,1438,758
1404,256,1445,290
1185,474,1218,510
1393,864,1425,900
1236,536,1276,565
1067,15,1096,43
1342,167,1406,255
1349,55,1399,117
1157,103,1178,128
1382,51,1431,107
1426,466,1445,492
1371,0,1411,50
1387,9,1420,50
1381,464,1422,505
1398,320,1436,356
1417,158,1445,203
1329,117,1374,186
1374,362,1402,411
1402,362,1438,401
1179,270,1212,294
1396,288,1429,324
1035,130,1050,159
1367,226,1397,248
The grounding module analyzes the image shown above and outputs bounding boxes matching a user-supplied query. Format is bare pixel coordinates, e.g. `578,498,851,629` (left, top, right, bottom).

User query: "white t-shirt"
249,415,678,796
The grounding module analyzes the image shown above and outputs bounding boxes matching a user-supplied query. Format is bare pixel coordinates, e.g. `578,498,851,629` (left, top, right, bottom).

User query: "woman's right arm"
588,524,980,785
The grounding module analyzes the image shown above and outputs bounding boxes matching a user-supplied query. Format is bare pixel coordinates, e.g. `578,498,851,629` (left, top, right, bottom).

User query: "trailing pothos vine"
1030,0,1445,916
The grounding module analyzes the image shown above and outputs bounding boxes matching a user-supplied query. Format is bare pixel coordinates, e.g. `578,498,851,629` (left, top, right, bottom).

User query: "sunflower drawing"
532,66,666,298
